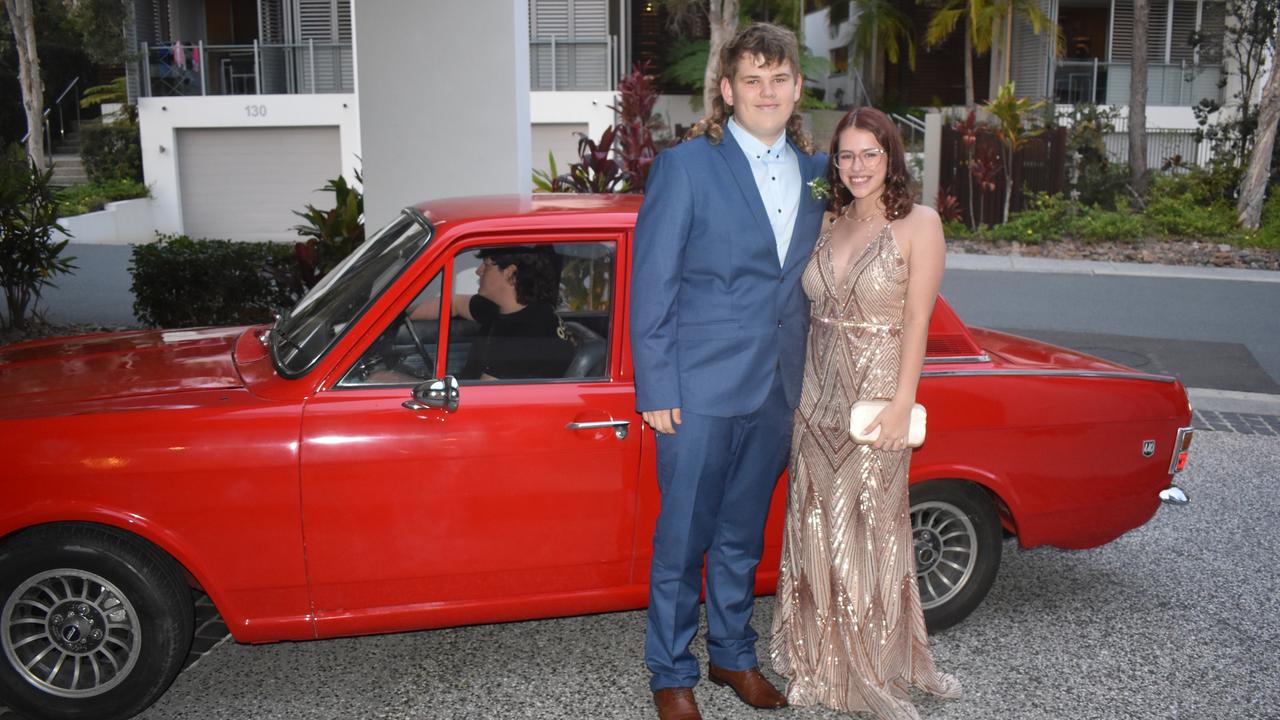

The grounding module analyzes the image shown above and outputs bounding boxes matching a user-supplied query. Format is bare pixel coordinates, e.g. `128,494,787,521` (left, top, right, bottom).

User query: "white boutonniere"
808,177,832,201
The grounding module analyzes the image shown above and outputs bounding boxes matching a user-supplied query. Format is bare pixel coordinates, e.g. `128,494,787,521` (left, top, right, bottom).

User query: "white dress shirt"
727,116,801,266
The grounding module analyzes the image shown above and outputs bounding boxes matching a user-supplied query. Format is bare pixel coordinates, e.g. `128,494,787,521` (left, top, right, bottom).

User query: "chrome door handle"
566,420,630,440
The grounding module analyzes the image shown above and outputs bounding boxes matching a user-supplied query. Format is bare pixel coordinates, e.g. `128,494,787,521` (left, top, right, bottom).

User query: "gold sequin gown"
770,220,961,718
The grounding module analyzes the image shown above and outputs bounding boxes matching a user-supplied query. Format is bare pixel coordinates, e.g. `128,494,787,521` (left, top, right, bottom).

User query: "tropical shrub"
291,171,364,291
55,178,148,216
1072,206,1146,243
81,123,142,183
1139,171,1241,239
130,234,298,328
0,146,76,330
1244,189,1280,248
1059,103,1127,208
611,62,664,192
983,192,1075,243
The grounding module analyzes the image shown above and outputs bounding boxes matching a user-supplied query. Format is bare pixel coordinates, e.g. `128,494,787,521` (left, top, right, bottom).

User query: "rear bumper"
1159,484,1189,505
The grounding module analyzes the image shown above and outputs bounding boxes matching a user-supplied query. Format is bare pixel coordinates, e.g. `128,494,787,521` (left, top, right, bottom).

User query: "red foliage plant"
610,62,664,193
934,186,964,224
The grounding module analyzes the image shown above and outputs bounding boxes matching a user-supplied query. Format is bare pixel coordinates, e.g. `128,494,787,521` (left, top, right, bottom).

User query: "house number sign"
245,104,268,118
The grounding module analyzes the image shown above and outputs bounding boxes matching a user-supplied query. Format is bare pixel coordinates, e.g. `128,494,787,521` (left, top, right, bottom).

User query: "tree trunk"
1003,8,1014,86
703,0,740,113
964,30,975,109
1238,61,1280,229
1128,0,1149,196
1002,145,1013,223
869,27,881,104
4,0,46,171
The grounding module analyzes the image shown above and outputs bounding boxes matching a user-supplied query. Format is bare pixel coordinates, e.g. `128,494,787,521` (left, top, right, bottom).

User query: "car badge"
1142,440,1156,457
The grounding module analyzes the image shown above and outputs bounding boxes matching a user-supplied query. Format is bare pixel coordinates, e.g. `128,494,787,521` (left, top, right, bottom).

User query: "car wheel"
0,523,194,720
909,480,1003,633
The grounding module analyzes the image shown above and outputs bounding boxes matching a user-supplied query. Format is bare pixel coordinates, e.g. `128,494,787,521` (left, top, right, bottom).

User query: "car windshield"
270,209,434,377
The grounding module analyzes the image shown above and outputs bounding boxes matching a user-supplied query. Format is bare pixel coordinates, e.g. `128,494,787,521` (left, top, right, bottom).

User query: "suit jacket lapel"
714,130,775,244
781,149,825,276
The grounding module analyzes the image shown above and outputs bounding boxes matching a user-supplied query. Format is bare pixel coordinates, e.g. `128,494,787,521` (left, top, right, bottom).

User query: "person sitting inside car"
413,245,575,381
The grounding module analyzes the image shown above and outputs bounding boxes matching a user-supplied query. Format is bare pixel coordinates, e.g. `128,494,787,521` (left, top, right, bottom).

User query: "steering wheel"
400,312,434,370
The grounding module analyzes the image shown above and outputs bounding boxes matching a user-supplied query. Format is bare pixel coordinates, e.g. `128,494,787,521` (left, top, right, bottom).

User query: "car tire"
0,523,194,720
909,480,1003,633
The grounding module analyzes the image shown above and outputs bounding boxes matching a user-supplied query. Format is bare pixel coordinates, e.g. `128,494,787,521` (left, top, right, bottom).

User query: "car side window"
445,241,614,384
338,272,443,387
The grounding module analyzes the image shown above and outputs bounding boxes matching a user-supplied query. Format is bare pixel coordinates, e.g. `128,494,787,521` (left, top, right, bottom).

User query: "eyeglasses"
834,149,887,170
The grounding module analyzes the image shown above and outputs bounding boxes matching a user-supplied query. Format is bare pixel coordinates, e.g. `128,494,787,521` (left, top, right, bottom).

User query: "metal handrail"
892,112,925,133
1053,59,1222,106
20,76,81,158
138,41,353,97
53,76,80,106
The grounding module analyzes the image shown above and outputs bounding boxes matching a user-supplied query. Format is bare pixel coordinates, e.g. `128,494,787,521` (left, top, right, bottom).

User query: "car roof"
413,194,645,229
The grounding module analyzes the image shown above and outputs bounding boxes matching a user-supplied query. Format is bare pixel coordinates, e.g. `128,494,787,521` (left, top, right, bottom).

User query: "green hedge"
130,234,300,328
81,123,142,184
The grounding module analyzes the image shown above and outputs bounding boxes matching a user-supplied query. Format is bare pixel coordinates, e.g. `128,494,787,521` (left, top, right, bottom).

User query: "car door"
298,234,641,635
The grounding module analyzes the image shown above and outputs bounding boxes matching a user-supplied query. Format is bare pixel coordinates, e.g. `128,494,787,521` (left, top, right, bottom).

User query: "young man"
629,22,828,720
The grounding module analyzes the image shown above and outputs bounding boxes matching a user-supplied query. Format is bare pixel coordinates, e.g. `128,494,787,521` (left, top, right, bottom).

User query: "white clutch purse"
849,400,927,447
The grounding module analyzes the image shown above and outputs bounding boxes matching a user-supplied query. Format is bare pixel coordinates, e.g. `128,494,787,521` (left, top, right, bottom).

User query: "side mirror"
402,375,460,413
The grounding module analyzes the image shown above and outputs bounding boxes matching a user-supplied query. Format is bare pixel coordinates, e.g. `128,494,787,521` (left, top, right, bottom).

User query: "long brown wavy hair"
685,22,816,156
826,107,914,220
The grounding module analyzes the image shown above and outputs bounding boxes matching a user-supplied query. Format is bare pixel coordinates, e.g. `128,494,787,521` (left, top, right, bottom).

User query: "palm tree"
990,0,1058,86
925,0,995,109
849,0,917,100
926,0,1057,108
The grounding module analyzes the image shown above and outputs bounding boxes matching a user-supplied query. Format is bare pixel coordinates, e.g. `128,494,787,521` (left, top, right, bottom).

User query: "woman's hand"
863,399,913,451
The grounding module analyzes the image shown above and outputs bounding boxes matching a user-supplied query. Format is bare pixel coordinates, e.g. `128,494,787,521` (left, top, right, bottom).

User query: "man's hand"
643,408,683,435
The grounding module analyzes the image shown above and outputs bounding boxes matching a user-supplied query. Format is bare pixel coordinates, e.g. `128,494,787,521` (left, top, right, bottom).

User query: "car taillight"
1169,427,1193,474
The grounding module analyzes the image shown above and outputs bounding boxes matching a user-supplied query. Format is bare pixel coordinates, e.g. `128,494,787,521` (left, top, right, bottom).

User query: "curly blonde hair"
685,22,815,156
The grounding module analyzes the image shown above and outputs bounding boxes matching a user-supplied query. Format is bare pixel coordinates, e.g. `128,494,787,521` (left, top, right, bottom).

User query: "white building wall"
354,0,531,229
530,90,616,176
803,6,859,106
137,94,360,238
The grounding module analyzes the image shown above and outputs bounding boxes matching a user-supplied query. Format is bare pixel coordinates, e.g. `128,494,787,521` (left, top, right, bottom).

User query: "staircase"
48,130,87,187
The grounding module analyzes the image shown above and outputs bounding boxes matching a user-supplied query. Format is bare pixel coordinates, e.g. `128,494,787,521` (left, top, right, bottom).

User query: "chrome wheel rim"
2,569,142,698
912,501,978,610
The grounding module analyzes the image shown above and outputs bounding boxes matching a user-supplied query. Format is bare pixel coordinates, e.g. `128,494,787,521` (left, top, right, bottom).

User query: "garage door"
176,126,341,242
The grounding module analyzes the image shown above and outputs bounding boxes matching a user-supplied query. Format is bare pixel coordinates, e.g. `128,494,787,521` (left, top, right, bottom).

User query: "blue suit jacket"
630,131,829,417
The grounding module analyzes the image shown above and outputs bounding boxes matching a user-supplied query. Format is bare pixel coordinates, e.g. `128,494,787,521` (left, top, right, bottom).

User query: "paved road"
940,262,1280,393
85,429,1268,720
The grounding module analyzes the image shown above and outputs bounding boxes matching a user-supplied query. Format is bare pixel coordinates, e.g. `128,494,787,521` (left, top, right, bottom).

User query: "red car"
0,195,1192,720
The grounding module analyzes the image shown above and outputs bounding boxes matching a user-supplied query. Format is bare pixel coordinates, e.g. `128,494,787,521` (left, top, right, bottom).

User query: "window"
339,271,443,387
830,46,849,76
444,241,615,384
828,1,850,26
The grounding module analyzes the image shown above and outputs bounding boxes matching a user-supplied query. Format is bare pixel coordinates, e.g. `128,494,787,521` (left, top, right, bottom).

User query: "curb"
1188,388,1280,415
946,252,1280,283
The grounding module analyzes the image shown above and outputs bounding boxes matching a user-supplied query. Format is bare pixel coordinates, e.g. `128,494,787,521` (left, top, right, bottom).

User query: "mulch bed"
947,237,1280,271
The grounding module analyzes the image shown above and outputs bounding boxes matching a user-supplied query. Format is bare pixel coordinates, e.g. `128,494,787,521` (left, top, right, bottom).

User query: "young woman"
770,107,961,719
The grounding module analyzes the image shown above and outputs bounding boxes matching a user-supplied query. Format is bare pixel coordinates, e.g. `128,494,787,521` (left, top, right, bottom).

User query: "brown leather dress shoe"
653,688,702,720
707,664,788,709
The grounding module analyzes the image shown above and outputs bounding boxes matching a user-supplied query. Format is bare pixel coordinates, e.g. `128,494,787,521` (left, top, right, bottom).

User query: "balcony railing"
138,41,353,97
1053,60,1222,107
530,36,618,91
